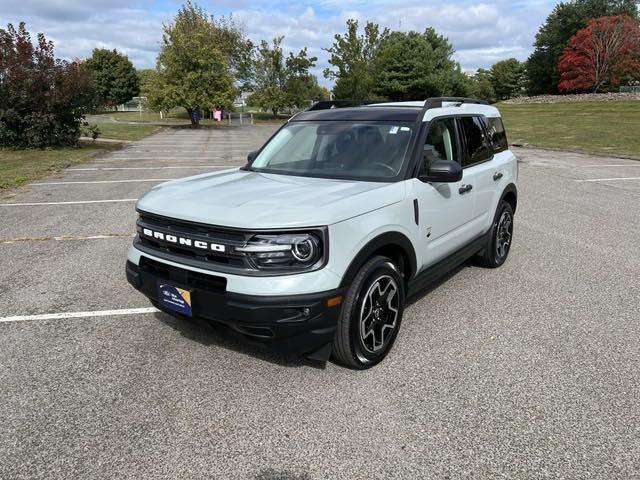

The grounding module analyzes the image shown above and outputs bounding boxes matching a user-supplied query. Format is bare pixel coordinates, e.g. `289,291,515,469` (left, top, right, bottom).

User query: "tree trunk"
272,108,278,119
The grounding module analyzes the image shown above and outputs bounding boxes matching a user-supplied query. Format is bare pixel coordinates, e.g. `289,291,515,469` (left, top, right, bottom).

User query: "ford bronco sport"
126,97,518,369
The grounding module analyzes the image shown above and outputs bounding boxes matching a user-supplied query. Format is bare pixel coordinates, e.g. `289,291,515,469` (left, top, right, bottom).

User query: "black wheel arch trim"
499,183,518,213
339,231,417,288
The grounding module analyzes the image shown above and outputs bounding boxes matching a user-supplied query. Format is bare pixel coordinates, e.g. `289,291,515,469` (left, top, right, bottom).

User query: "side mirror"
420,159,462,183
247,150,259,163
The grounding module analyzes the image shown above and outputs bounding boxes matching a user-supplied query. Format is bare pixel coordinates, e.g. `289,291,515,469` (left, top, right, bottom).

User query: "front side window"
459,116,492,167
421,117,460,173
250,121,415,181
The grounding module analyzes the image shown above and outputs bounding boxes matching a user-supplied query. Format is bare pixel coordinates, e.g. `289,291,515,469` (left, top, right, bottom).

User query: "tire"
476,201,514,268
332,255,405,369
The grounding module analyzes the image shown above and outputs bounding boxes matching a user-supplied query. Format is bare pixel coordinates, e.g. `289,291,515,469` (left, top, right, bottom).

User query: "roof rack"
307,99,381,111
417,97,488,123
423,97,488,108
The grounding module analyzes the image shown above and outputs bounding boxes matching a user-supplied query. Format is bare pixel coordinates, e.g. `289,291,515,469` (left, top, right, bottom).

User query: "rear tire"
476,201,514,268
332,255,405,369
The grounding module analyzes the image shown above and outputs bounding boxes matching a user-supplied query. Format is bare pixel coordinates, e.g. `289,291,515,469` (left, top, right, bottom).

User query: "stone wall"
503,92,640,104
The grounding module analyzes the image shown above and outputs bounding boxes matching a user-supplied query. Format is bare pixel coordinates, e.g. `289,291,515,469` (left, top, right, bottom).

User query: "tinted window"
251,121,415,181
486,117,509,153
421,118,459,173
459,116,492,167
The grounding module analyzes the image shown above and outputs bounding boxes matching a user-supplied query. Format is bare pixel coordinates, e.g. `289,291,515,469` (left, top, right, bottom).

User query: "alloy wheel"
495,210,513,260
359,275,400,353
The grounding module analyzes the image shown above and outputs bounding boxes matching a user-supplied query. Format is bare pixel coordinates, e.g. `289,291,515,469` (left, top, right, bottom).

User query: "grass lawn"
93,110,179,123
97,123,160,141
497,100,640,158
93,109,290,125
250,112,290,124
0,143,120,191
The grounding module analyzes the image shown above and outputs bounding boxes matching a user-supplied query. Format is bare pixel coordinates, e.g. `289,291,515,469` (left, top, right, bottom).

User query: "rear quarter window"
486,117,509,153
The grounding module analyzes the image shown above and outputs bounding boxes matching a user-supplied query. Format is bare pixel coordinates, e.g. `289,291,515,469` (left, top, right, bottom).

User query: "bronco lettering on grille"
142,228,226,252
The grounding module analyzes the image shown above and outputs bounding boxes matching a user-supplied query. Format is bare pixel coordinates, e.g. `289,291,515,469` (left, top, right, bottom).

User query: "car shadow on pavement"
405,262,469,307
153,311,326,369
151,261,472,370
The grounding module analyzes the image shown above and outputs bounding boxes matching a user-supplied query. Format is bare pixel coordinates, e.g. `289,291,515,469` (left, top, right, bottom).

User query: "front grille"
135,211,251,271
139,257,227,292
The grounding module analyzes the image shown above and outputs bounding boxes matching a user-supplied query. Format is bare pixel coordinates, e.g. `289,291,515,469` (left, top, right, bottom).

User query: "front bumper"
126,257,345,358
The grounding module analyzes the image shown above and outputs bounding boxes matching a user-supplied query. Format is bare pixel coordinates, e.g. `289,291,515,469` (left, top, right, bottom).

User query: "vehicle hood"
136,168,405,229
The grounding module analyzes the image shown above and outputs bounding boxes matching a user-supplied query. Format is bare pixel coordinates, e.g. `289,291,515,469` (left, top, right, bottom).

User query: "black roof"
291,106,421,123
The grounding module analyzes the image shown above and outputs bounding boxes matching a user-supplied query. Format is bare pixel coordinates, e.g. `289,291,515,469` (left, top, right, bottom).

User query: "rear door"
471,116,515,231
457,115,497,234
412,117,477,269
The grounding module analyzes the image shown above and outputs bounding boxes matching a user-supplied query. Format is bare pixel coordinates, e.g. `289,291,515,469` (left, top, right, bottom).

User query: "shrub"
0,22,97,148
81,123,102,141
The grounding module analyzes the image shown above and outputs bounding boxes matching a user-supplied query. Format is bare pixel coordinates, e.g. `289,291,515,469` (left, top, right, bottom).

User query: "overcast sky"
1,0,558,85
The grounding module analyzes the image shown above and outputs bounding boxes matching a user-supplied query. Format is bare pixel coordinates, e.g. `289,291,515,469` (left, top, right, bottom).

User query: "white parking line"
0,234,134,244
32,179,175,185
0,307,158,323
576,177,640,182
577,164,640,167
97,157,237,161
0,199,137,207
68,166,237,171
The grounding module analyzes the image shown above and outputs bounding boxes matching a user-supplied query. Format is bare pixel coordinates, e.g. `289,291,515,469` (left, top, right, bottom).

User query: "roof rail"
416,96,488,124
425,97,488,108
307,99,381,111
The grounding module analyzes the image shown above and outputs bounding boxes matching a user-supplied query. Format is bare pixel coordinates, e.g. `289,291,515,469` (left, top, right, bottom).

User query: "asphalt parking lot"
1,125,639,479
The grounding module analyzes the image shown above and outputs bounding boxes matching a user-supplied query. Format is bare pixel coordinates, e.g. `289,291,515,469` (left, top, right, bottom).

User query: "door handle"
493,172,503,181
458,184,473,194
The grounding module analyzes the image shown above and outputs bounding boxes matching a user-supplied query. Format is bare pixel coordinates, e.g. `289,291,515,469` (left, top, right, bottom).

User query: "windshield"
249,121,415,181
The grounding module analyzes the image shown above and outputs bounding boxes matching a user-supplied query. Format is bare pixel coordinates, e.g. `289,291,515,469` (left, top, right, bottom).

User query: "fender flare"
339,231,418,288
499,183,518,213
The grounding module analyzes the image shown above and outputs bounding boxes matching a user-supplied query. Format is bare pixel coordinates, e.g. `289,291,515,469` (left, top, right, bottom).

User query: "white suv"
126,97,518,369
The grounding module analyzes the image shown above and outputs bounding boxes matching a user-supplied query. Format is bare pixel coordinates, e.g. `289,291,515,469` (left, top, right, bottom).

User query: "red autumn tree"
558,15,640,93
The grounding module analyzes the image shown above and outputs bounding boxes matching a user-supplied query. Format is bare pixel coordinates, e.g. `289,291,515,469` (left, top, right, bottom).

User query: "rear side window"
459,116,492,167
486,117,509,153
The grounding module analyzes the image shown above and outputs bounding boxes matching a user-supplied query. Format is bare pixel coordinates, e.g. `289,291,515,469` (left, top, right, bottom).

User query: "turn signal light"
326,296,342,307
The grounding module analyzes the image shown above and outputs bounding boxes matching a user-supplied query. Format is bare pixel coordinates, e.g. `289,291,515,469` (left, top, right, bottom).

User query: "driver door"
411,117,477,270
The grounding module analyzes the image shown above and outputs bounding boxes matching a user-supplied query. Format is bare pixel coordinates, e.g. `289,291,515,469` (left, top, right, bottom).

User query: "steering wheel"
371,162,397,176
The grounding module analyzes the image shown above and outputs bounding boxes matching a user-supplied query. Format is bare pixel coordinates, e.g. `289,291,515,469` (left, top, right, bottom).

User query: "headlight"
235,232,324,271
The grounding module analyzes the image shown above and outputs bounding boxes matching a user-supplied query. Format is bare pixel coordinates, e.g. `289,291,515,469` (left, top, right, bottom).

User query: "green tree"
308,81,331,102
0,22,96,148
136,68,155,93
248,36,317,117
469,68,497,103
284,44,319,109
324,19,388,99
85,48,139,107
526,0,638,95
489,58,525,99
146,1,249,125
372,28,469,100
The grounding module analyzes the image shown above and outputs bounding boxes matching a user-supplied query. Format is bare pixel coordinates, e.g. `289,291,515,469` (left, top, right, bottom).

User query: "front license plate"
157,283,192,316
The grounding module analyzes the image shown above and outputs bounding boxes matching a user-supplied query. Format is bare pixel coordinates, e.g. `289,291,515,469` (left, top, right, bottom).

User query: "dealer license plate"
157,282,192,316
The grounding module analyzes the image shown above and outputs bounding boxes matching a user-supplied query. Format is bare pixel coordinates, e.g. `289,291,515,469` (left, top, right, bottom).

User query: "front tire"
332,255,405,369
476,201,514,268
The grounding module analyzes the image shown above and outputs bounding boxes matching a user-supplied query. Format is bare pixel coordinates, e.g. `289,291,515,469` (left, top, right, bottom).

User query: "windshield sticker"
389,126,399,135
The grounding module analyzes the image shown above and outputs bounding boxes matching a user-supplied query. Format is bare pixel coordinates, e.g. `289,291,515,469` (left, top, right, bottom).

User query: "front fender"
326,198,419,287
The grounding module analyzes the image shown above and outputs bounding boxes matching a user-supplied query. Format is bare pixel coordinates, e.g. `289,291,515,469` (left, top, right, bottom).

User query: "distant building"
116,96,146,112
